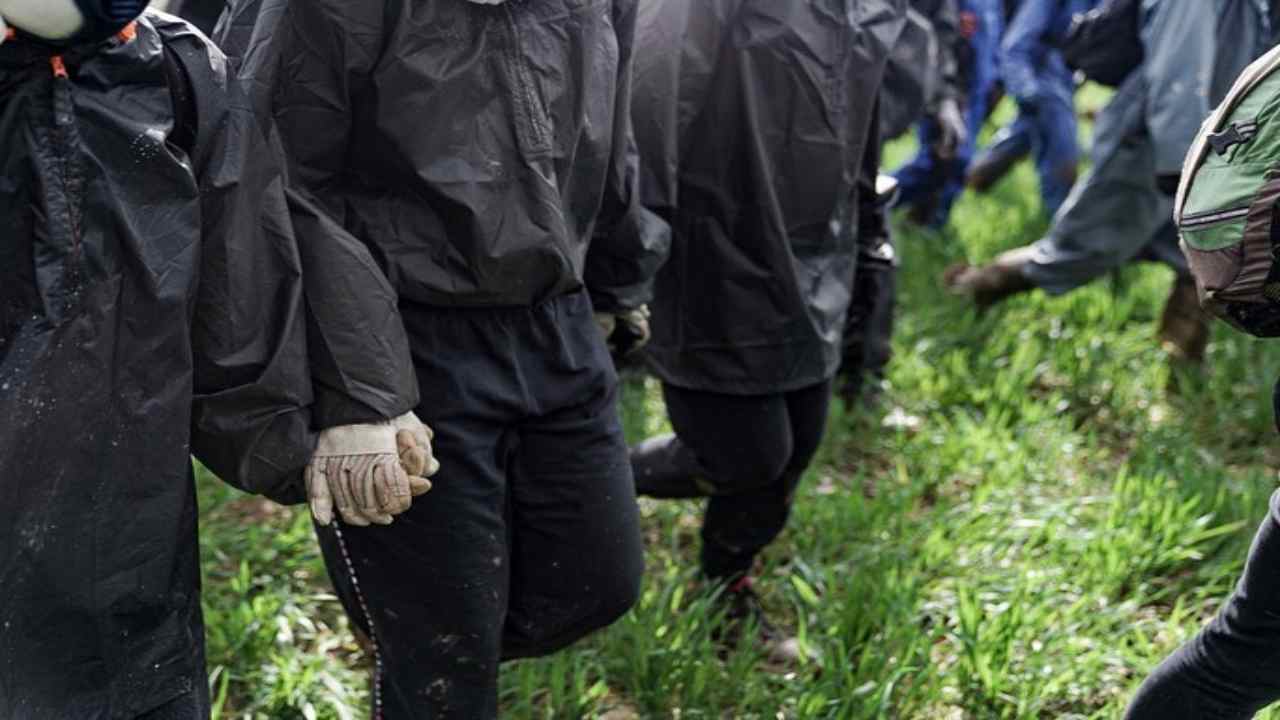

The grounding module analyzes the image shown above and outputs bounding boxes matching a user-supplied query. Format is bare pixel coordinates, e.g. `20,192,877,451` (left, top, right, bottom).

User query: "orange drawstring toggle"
50,55,68,79
117,22,137,44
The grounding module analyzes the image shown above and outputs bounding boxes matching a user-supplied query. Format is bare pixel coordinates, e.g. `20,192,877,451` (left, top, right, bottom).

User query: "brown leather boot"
943,246,1037,311
1159,276,1211,363
966,146,1022,193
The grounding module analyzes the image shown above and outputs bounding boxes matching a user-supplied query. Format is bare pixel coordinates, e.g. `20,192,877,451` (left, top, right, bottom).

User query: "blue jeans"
977,93,1079,216
893,0,1004,227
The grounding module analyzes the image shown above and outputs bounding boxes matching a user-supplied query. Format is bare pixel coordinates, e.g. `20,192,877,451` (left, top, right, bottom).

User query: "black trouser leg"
502,380,644,660
1126,490,1280,720
316,292,642,720
658,380,832,580
630,433,708,499
841,258,897,404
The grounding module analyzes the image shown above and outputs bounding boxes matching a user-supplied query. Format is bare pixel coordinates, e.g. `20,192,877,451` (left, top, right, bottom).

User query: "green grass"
197,93,1280,718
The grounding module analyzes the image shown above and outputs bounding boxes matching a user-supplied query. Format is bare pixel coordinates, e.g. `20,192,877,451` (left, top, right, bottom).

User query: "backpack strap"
1263,196,1280,304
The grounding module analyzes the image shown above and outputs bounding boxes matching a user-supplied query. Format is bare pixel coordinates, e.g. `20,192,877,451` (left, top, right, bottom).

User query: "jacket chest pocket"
498,0,616,159
500,4,556,158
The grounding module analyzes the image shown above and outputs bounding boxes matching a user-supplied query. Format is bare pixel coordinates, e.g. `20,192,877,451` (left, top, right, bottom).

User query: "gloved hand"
392,412,440,479
306,412,439,527
595,305,652,356
930,98,967,160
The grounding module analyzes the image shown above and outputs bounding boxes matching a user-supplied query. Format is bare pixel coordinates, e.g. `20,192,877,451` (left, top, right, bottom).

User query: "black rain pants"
316,291,644,720
632,380,832,580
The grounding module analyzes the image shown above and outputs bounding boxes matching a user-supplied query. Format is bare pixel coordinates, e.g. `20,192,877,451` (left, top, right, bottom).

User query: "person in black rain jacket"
627,0,905,663
215,0,671,716
0,3,426,717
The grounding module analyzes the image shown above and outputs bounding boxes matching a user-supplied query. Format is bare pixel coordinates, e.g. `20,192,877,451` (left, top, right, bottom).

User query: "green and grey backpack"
1178,43,1280,337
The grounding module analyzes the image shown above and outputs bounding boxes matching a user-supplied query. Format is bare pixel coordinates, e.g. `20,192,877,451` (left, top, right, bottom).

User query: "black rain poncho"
215,0,671,314
879,6,942,141
634,0,906,394
0,11,415,717
162,0,224,34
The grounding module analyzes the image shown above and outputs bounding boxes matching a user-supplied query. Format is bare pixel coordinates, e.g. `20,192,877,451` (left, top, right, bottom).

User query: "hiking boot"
942,246,1037,311
713,577,816,668
1159,275,1211,363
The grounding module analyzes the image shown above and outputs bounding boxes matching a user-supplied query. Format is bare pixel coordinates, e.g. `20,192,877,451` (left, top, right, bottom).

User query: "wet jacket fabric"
1141,0,1273,177
880,6,942,140
0,15,305,718
0,11,416,717
162,0,224,34
1022,0,1274,294
910,0,964,106
634,0,906,395
216,0,670,314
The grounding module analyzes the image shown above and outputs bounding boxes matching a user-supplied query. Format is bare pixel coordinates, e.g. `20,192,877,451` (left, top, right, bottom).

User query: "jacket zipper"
48,55,84,272
502,3,554,157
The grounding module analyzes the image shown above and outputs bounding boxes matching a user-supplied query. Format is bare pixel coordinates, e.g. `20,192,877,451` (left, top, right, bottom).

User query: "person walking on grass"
892,0,1006,228
945,0,1275,363
0,2,432,718
965,0,1098,216
627,0,906,665
216,0,671,716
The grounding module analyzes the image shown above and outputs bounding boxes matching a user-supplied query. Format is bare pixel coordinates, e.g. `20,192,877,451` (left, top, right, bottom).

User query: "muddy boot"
943,246,1037,311
1159,275,1211,363
630,434,713,499
712,577,816,668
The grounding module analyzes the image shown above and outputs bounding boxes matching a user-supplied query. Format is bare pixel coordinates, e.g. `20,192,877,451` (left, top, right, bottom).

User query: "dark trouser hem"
133,677,210,720
655,380,833,580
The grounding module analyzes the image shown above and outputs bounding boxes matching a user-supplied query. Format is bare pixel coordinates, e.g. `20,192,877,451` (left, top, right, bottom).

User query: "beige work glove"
595,305,652,356
306,413,438,527
392,412,440,479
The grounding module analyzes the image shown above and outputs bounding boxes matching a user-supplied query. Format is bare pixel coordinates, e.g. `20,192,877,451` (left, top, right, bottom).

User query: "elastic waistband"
400,288,592,318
